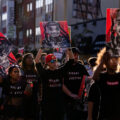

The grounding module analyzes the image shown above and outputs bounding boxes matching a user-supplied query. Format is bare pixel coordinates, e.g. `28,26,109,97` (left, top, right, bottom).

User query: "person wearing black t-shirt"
22,53,40,120
88,50,120,120
88,82,100,120
63,47,89,120
35,48,74,120
0,65,26,120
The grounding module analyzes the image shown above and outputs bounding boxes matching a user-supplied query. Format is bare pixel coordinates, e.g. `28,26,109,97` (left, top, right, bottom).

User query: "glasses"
50,59,57,63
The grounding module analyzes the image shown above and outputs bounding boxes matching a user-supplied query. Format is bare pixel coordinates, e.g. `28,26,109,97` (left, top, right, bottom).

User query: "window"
88,0,93,3
27,3,32,12
30,3,32,11
19,7,23,18
19,31,23,45
36,27,40,36
27,4,29,12
45,0,53,13
36,0,43,9
26,30,29,37
45,0,53,5
30,29,32,35
48,4,53,12
26,29,32,37
46,5,48,13
2,13,7,21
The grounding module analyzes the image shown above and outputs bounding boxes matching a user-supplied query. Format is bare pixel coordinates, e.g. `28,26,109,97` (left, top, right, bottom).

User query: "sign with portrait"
0,33,13,75
40,21,71,48
106,8,120,57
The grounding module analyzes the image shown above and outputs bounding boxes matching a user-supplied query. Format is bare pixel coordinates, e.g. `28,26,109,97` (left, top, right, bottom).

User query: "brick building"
0,0,120,51
16,0,36,50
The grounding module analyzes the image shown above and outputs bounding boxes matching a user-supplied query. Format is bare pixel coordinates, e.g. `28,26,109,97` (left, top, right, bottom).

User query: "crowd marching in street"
0,44,120,120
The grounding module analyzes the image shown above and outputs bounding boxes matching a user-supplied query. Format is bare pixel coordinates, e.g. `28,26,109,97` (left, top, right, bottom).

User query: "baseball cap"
45,54,56,64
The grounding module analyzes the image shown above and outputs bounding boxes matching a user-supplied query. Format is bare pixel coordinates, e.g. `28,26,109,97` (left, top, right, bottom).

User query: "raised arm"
92,52,109,81
66,48,74,60
92,62,104,81
35,49,42,63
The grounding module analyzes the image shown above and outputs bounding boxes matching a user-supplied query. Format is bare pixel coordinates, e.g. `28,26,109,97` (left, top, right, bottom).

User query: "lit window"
27,4,29,12
36,0,43,9
2,13,7,21
30,29,32,35
36,27,40,35
27,3,32,12
26,30,29,37
45,0,53,5
46,5,48,13
30,3,32,11
45,0,53,13
50,4,53,12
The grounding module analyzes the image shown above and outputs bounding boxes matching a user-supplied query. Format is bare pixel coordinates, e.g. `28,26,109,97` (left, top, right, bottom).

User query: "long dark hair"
22,53,37,73
8,65,20,80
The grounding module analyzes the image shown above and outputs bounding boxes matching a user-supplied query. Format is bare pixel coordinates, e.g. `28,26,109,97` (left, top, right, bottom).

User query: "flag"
8,52,17,65
0,32,12,71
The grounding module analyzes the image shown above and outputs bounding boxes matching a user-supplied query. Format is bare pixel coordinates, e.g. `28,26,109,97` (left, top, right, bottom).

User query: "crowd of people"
0,46,120,120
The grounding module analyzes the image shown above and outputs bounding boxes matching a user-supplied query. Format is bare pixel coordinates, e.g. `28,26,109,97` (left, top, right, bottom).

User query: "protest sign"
40,21,71,48
0,33,16,75
106,8,120,56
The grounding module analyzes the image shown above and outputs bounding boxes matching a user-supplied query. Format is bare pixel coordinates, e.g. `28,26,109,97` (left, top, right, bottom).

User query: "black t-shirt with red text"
89,72,120,120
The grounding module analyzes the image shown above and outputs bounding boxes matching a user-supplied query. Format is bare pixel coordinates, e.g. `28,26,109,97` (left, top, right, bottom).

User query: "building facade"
0,0,16,43
0,0,120,51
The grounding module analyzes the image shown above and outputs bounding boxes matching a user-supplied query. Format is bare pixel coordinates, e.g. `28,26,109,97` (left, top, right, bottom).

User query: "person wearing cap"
63,47,89,120
88,48,120,120
35,48,74,120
